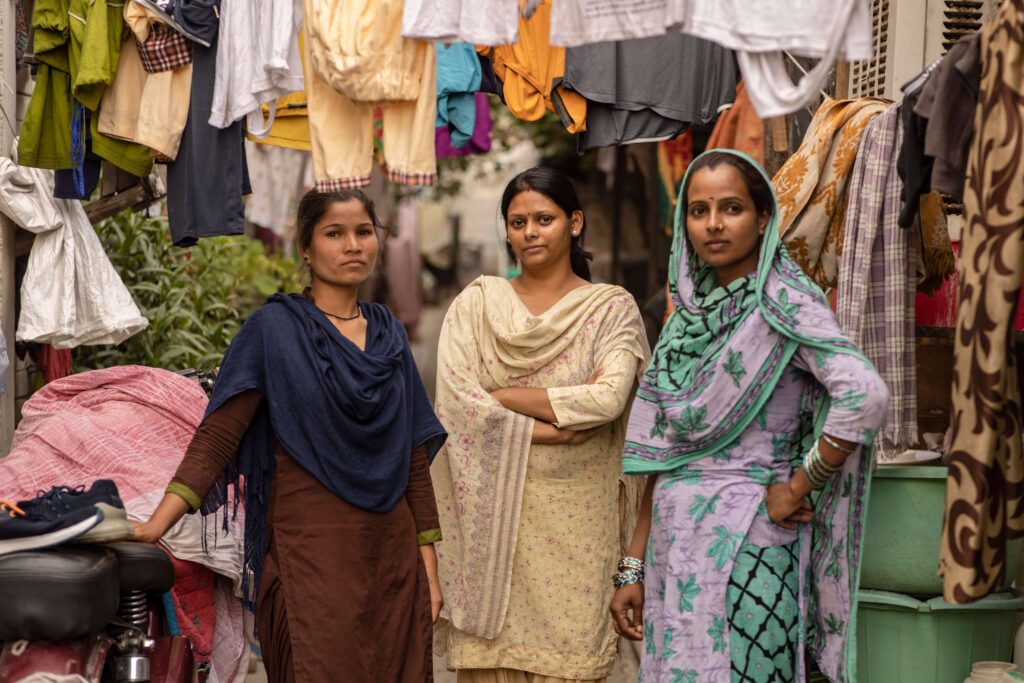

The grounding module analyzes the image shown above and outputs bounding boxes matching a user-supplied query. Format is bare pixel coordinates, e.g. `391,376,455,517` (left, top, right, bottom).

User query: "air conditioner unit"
849,0,1003,100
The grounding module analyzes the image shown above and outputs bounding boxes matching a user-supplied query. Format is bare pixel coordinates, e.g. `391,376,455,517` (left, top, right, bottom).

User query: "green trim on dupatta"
623,149,867,475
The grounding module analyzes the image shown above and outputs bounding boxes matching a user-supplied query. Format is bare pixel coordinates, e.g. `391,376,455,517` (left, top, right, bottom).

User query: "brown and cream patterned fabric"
940,0,1024,604
771,97,889,289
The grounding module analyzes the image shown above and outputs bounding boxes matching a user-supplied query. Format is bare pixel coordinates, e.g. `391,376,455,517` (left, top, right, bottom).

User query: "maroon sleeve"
405,444,440,536
170,389,264,502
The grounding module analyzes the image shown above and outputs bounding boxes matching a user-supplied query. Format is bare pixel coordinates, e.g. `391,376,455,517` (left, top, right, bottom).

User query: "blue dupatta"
201,293,446,608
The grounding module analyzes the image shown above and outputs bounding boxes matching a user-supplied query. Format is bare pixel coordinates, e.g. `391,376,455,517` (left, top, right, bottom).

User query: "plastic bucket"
856,589,1024,683
860,466,1024,595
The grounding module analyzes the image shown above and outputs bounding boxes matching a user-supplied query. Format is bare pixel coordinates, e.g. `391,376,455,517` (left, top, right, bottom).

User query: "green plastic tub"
860,465,1024,595
856,588,1024,683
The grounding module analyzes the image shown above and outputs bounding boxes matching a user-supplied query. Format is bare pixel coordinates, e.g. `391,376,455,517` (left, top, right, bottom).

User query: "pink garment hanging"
386,199,423,332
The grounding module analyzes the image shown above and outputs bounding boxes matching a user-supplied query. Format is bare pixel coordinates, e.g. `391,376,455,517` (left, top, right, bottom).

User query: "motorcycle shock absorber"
119,589,149,631
115,589,155,682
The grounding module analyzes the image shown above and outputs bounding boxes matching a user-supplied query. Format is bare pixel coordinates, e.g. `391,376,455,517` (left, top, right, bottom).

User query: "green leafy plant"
73,209,303,373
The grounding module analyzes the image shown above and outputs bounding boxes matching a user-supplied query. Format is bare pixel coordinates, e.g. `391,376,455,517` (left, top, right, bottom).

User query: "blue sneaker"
0,499,103,556
17,480,133,543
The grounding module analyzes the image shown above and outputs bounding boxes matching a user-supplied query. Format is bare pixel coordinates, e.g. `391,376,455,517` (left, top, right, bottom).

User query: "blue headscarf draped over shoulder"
201,293,446,608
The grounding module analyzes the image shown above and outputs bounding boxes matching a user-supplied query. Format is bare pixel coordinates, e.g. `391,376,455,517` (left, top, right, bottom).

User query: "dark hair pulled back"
500,167,593,282
681,152,775,223
294,188,386,257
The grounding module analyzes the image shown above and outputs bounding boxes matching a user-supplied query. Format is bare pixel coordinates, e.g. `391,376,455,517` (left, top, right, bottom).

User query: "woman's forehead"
688,165,751,199
508,189,561,213
317,200,373,225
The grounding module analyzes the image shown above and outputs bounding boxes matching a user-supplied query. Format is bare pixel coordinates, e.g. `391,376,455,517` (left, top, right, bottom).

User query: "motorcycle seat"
0,543,176,641
0,546,119,641
106,541,175,594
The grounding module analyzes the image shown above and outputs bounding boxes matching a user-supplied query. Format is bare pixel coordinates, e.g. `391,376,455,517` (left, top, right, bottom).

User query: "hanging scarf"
624,149,878,682
773,97,890,289
201,293,446,608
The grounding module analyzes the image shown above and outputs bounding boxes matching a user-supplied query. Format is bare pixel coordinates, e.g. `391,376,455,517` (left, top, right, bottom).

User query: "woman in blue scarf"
132,189,447,682
610,151,888,682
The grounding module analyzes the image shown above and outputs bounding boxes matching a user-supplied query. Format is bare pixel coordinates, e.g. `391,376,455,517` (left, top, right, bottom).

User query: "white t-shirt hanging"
731,0,870,117
550,0,871,63
402,0,520,46
684,0,872,60
208,0,303,132
549,0,672,47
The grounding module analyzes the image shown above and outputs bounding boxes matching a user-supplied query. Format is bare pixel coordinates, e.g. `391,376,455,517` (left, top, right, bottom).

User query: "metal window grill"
850,0,891,98
942,1,985,52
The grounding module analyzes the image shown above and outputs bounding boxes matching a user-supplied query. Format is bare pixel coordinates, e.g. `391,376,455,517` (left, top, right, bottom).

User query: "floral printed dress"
640,337,887,683
432,276,651,680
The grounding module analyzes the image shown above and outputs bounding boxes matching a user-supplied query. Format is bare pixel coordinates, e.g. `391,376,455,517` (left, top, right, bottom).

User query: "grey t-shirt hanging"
561,33,736,152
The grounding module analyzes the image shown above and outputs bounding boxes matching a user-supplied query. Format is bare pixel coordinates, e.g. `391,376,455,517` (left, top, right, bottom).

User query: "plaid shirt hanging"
136,22,193,73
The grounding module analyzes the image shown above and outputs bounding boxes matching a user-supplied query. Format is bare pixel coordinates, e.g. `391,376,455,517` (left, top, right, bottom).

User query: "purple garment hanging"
436,93,493,158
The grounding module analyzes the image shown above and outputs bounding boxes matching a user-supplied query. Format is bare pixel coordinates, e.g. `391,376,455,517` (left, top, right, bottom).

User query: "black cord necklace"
320,304,361,322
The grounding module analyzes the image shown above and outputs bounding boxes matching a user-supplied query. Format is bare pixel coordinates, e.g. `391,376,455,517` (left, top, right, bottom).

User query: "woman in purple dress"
610,150,888,683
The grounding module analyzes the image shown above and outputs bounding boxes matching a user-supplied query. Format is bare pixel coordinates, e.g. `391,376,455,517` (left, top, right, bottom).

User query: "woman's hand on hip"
610,583,644,640
764,481,814,530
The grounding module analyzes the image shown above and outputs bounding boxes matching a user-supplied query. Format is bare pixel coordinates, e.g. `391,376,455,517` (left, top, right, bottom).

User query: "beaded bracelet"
613,557,645,588
821,434,855,455
803,441,842,490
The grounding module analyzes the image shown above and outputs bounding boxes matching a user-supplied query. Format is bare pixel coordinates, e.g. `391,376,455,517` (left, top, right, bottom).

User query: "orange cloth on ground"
484,0,586,133
706,80,764,165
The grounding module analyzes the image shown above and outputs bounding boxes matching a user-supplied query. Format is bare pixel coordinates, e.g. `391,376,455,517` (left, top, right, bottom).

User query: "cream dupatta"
432,275,650,640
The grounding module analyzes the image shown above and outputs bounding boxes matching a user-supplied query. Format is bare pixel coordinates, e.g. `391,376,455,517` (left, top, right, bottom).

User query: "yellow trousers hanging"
301,0,437,189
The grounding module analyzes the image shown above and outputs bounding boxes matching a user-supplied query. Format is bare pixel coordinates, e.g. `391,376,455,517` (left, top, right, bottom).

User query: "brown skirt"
256,540,294,683
255,447,432,682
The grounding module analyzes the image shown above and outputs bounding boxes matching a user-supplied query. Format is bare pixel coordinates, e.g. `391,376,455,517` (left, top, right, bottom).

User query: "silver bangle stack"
613,557,645,588
803,441,842,490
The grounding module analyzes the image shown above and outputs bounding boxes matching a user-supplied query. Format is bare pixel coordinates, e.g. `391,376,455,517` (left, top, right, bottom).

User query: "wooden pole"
763,117,790,178
835,60,851,100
